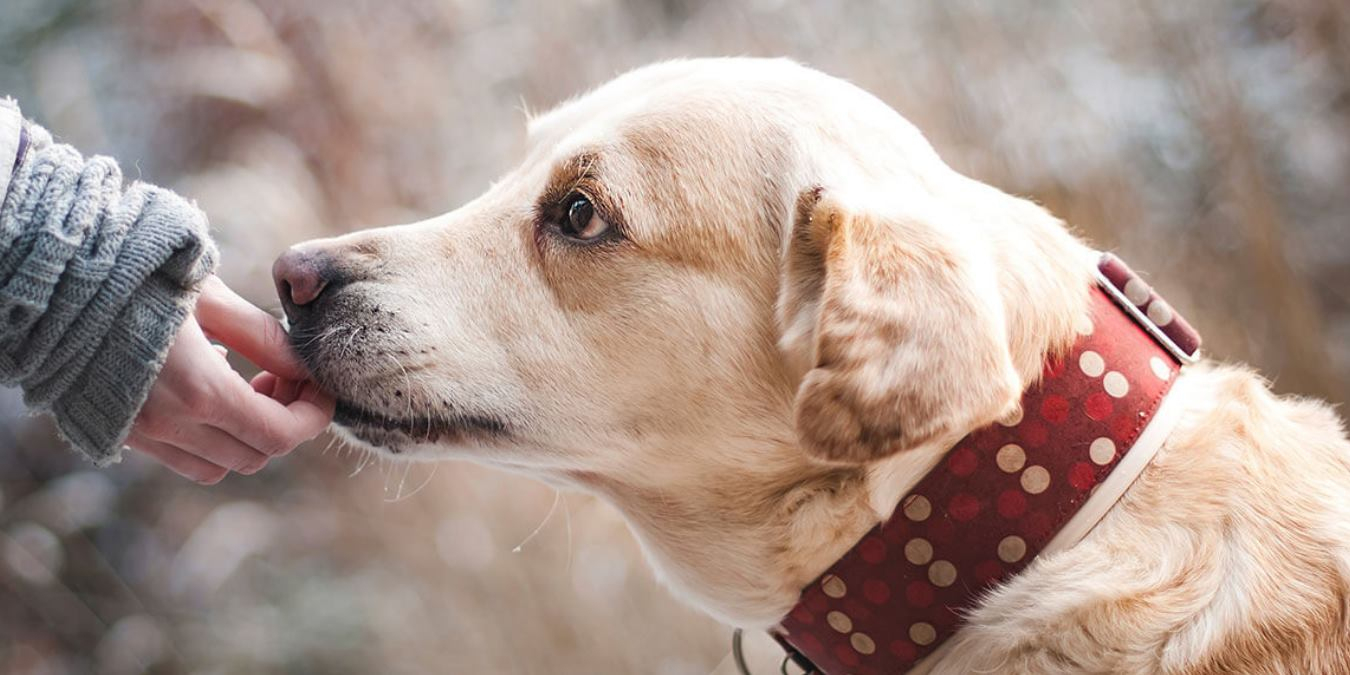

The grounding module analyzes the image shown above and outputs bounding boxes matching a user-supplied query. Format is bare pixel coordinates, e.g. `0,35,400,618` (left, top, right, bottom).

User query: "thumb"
194,275,311,381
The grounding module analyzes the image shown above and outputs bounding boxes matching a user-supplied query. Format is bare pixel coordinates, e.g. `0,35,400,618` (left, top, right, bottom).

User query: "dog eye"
560,193,609,241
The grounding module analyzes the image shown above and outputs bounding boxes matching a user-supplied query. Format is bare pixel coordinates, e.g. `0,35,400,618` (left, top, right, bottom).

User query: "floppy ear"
777,187,1023,464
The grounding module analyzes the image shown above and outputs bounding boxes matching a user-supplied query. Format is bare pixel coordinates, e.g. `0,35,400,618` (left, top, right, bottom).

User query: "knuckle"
181,382,219,419
259,429,294,456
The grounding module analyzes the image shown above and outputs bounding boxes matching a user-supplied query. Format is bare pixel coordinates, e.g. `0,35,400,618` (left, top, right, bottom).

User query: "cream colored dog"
273,58,1350,673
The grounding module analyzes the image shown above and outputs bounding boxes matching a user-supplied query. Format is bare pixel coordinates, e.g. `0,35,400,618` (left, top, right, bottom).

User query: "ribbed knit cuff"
1,103,217,465
47,192,217,465
50,273,202,465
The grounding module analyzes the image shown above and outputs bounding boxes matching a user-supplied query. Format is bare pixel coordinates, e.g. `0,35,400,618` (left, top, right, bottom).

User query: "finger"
126,433,230,485
213,344,229,359
195,276,309,380
172,424,271,475
216,379,335,457
272,377,302,405
249,372,306,405
297,379,337,416
251,371,279,397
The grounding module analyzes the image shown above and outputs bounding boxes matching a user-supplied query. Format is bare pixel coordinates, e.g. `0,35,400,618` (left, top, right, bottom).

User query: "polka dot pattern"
1098,252,1201,359
1103,371,1129,398
1079,351,1105,377
777,281,1189,675
822,575,847,599
996,444,1026,473
1020,466,1051,494
1150,356,1171,381
927,560,957,587
827,611,852,634
902,495,931,522
1089,437,1116,465
904,538,933,565
909,623,936,646
851,632,876,655
1123,278,1151,305
997,535,1026,563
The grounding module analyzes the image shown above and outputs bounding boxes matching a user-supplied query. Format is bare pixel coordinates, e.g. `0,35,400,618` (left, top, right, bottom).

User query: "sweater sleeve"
0,99,218,465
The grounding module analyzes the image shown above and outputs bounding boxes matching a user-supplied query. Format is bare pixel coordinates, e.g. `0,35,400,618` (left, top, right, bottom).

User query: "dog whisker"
511,489,563,554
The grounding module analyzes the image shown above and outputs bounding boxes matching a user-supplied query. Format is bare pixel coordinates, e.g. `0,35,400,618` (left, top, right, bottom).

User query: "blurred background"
1,0,1348,673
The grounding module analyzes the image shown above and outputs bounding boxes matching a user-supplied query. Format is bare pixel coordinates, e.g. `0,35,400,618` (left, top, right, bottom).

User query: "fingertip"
239,458,268,475
289,399,335,437
196,277,312,381
196,471,228,486
251,372,279,396
298,380,338,417
274,377,302,405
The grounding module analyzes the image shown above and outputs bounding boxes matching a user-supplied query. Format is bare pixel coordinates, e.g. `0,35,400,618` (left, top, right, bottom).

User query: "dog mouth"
332,399,509,450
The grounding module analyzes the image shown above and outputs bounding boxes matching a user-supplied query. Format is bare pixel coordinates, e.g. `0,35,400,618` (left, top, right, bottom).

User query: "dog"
272,58,1350,673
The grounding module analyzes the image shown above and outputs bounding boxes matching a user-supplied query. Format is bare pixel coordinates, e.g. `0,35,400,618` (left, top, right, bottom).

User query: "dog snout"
273,246,343,323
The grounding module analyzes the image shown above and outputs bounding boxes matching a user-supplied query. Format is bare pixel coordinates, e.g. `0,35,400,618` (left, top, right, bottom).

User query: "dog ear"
777,187,1023,464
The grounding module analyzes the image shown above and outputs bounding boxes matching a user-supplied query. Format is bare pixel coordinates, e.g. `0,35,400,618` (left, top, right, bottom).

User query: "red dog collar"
774,253,1201,674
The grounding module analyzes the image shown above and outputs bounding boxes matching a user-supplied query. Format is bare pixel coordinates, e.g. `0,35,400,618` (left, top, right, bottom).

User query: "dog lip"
332,399,509,444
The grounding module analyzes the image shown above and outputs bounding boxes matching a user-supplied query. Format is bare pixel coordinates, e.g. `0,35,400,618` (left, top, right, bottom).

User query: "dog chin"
330,399,510,459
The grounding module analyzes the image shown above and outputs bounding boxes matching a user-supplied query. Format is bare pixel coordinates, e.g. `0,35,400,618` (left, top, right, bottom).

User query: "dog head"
277,58,1087,543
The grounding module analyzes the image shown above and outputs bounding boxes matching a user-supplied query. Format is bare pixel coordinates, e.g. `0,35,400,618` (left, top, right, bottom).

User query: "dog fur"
281,58,1350,673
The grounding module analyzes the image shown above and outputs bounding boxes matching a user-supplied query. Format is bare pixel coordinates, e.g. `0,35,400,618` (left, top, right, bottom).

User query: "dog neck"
566,433,877,627
566,206,1097,628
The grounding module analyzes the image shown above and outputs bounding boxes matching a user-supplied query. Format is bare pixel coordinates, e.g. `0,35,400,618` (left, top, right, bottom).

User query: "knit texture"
0,104,217,465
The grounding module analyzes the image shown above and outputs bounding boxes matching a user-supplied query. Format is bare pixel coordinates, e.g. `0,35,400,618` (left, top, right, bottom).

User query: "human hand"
126,276,335,484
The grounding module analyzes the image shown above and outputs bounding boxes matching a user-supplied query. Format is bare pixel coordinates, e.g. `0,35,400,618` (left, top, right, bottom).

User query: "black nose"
273,247,339,323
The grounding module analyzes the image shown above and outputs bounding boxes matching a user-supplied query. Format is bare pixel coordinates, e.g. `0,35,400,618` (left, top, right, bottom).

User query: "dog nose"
273,247,335,320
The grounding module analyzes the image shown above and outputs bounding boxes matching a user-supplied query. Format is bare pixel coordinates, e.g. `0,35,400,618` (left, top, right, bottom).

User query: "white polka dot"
851,632,876,655
997,444,1026,473
1104,371,1130,398
1021,465,1051,494
1147,301,1174,326
904,538,933,565
822,575,847,598
997,535,1027,563
910,622,937,646
903,495,931,522
1089,437,1116,465
928,560,958,587
827,610,853,634
1074,313,1095,336
1150,356,1172,381
1078,350,1105,377
998,405,1024,427
1124,278,1151,306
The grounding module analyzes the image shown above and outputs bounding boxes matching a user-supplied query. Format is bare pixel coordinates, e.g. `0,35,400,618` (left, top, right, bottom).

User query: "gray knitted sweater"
0,99,217,465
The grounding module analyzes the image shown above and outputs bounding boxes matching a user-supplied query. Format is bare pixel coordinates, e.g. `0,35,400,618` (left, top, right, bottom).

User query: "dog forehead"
525,58,948,198
525,58,815,153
